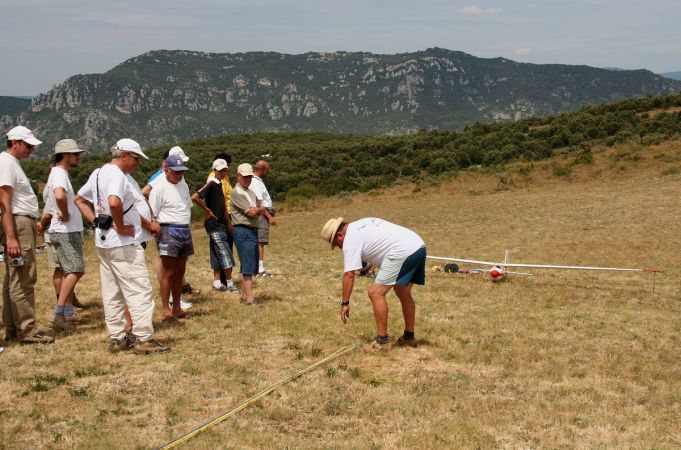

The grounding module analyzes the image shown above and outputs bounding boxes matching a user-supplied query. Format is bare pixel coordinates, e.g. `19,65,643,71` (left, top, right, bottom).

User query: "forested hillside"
20,93,681,205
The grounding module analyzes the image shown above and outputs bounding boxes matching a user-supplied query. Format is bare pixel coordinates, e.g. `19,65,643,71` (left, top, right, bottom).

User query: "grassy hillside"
1,134,681,447
0,95,30,117
21,93,681,206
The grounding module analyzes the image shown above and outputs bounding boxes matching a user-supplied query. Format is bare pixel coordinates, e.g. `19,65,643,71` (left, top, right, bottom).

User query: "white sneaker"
169,297,193,310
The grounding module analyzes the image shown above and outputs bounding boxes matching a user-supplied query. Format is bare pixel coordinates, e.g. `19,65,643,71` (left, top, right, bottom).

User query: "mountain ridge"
2,48,680,157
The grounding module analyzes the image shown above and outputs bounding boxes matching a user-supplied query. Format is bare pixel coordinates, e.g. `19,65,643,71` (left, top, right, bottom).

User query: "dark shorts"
157,224,194,258
209,230,234,270
233,225,259,275
395,246,427,286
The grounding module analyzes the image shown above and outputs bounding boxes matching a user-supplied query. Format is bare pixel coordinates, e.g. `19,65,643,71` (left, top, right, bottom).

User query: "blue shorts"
233,225,259,276
209,230,234,270
157,224,194,258
375,246,426,286
396,246,426,286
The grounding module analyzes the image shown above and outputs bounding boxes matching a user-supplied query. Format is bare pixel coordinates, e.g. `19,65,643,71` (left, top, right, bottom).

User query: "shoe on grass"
71,295,87,309
256,271,273,278
226,284,240,293
362,339,392,352
394,336,418,348
213,283,228,292
20,332,55,345
109,333,135,353
133,339,170,355
181,284,201,295
52,313,77,333
169,297,193,310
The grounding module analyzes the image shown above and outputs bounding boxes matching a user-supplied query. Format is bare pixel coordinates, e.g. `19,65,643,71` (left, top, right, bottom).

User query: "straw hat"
321,217,344,249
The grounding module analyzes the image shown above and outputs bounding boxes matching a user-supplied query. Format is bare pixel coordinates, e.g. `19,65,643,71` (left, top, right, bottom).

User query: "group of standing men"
0,126,276,354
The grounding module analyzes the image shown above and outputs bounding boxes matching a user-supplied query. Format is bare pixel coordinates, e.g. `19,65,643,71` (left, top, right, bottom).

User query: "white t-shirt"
77,163,141,248
42,185,53,243
250,175,273,208
149,177,192,225
148,171,166,188
342,218,425,273
128,175,153,243
0,151,39,218
45,166,83,233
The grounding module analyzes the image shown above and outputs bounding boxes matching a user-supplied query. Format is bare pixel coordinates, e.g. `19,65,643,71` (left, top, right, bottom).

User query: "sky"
2,0,680,96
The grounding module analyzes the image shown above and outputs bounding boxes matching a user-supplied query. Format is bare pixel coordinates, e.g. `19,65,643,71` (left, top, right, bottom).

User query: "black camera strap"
95,166,134,218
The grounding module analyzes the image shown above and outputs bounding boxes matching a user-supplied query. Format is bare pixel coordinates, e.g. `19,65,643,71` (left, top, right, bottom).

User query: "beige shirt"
229,183,259,227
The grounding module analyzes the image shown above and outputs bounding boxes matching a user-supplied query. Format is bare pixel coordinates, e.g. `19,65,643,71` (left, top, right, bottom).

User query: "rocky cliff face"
3,48,680,156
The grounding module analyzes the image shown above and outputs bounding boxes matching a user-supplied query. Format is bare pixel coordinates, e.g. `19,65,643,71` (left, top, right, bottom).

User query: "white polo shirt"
77,163,141,248
342,218,425,273
0,151,39,218
250,175,273,208
45,166,83,233
149,176,192,225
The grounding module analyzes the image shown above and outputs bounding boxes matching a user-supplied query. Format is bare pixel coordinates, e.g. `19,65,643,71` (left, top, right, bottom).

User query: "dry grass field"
1,139,681,449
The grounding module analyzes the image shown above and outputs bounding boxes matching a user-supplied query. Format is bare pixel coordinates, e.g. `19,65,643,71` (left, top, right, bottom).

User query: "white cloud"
459,5,502,15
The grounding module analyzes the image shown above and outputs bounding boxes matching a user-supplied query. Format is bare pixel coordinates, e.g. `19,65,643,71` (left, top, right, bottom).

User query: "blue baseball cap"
165,155,188,171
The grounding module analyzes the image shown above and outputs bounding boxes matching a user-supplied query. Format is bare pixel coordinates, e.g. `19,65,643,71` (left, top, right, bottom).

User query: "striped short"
49,231,85,273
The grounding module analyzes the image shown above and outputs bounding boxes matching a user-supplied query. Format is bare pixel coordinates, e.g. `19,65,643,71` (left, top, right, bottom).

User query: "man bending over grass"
321,217,426,350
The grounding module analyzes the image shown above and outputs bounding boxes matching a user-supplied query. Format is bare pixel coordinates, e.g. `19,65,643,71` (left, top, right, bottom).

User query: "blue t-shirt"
147,168,163,184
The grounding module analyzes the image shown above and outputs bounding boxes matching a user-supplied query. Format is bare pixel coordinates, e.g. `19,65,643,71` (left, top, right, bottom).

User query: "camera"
93,214,113,231
9,256,24,268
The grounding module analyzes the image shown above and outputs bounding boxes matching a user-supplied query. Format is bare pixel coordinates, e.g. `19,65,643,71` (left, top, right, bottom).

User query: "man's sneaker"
52,314,77,333
213,283,228,292
109,332,135,353
181,284,201,295
169,297,193,311
362,339,393,352
240,297,255,305
20,332,55,345
133,339,170,355
395,336,418,348
226,283,240,293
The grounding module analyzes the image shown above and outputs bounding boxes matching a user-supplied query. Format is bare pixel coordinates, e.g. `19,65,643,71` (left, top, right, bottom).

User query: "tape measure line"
156,343,358,449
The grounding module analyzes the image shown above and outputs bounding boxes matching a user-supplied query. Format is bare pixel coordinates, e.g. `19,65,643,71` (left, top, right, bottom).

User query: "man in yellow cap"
321,217,426,350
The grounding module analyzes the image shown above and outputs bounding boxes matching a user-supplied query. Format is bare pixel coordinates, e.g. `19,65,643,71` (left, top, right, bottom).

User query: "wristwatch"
339,300,350,306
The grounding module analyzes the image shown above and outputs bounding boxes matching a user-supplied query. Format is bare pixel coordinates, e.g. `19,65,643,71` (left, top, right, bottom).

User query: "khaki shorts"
258,216,270,244
50,231,85,273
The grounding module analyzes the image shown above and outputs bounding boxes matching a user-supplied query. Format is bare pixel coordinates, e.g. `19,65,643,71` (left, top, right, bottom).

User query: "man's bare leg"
394,284,416,334
367,283,393,337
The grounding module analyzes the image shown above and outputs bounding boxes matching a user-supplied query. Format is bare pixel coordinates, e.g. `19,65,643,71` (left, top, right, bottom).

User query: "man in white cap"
74,138,169,355
44,139,86,332
321,217,426,350
191,159,238,293
0,126,54,344
250,160,276,277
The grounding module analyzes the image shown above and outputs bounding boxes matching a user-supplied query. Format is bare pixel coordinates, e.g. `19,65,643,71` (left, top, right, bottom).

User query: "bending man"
321,217,426,350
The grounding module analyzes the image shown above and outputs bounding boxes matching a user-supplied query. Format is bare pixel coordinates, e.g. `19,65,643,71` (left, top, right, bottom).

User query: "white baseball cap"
7,126,42,146
212,158,229,171
113,138,148,159
168,146,189,162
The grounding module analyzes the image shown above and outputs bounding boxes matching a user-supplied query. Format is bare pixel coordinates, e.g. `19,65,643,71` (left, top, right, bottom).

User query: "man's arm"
340,270,355,324
261,207,276,226
0,186,21,257
74,194,95,225
108,195,134,237
54,187,70,222
191,192,216,220
141,184,152,199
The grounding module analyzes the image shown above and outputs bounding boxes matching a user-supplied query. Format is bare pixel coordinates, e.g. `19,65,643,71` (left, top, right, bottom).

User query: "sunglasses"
25,143,35,150
126,152,140,161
